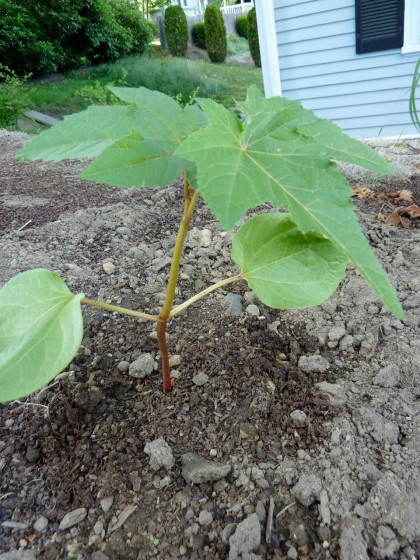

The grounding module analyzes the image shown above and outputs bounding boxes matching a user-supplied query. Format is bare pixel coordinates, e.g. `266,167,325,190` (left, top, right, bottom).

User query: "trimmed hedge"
0,0,153,76
236,15,248,39
247,7,261,67
164,5,188,57
204,5,227,64
192,21,206,49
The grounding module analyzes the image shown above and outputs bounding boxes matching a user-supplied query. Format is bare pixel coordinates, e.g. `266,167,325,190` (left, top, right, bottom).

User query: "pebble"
229,513,261,560
328,326,346,341
58,507,87,530
315,381,346,406
246,304,260,316
128,353,157,378
144,438,175,471
102,261,115,275
223,523,237,545
291,474,323,506
33,516,49,532
117,360,130,372
224,293,243,316
25,445,40,463
169,354,181,367
198,510,213,526
298,355,330,373
192,372,209,386
100,496,114,513
373,364,401,387
290,409,308,427
116,226,131,236
181,452,231,484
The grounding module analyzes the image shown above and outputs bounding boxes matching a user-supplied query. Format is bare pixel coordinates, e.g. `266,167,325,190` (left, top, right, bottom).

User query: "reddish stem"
156,319,171,393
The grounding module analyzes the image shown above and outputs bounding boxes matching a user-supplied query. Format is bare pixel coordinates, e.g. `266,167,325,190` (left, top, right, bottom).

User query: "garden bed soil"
0,131,419,560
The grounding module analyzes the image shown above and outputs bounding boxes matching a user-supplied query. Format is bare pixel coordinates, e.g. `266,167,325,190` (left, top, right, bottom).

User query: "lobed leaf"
80,131,185,187
17,106,140,161
232,213,347,308
0,269,84,403
176,94,403,318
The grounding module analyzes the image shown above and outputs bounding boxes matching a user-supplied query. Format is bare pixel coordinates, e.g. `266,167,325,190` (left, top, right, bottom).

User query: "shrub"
164,5,188,57
204,5,227,64
0,65,32,128
192,21,206,49
236,14,248,38
0,0,153,76
247,7,261,67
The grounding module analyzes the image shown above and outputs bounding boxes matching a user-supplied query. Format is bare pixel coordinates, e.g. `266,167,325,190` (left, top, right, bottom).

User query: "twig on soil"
275,501,296,519
17,219,32,231
265,496,275,544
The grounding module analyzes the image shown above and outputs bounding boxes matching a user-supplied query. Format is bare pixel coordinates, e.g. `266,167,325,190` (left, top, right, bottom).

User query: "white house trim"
254,0,282,97
402,0,420,54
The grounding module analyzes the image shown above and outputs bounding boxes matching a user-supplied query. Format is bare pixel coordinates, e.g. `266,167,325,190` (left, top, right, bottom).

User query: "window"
355,0,404,54
402,0,420,53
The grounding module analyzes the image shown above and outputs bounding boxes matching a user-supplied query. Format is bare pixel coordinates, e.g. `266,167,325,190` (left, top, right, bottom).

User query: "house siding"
273,0,419,138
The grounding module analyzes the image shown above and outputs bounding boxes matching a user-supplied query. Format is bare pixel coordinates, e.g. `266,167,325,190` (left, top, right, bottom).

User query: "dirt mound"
0,132,419,559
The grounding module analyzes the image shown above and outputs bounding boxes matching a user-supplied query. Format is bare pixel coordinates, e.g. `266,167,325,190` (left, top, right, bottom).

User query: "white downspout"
254,0,282,97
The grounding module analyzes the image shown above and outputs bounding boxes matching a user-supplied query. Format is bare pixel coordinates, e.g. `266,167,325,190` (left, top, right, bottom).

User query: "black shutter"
355,0,404,54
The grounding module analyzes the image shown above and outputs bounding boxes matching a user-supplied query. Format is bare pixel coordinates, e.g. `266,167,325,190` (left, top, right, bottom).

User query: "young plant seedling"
0,86,403,403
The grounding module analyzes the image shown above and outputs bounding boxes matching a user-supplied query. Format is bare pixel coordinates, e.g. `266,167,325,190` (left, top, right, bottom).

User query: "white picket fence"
220,1,254,14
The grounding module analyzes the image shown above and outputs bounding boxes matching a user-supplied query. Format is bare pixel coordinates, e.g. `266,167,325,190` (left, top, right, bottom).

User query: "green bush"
164,5,188,57
204,5,227,64
192,21,206,49
247,7,261,67
236,15,248,38
0,65,32,128
0,0,153,76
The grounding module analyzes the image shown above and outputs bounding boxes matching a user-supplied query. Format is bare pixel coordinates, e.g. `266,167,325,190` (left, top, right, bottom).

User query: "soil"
0,131,419,560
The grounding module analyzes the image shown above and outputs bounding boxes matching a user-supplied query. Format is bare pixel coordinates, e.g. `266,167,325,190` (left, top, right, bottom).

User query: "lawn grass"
21,51,263,117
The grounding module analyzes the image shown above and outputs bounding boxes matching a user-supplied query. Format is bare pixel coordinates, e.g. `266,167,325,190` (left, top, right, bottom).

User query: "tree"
204,4,227,64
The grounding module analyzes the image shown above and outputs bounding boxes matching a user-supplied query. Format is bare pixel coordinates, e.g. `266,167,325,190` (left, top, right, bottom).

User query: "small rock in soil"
228,513,261,560
373,364,401,387
290,409,308,427
298,354,330,373
102,261,115,275
144,437,175,471
128,353,157,378
33,516,49,532
198,510,213,526
315,381,346,406
181,452,231,484
246,304,260,316
192,371,209,386
25,445,40,463
58,507,87,530
291,474,323,506
100,496,114,513
224,293,243,316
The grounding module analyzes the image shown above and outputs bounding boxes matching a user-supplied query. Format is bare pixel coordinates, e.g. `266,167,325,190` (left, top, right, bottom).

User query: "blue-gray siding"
274,0,419,138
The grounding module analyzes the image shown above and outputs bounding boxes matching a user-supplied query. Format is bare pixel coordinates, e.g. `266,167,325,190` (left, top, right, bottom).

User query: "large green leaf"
17,87,207,187
0,269,84,403
239,85,396,174
80,131,186,187
109,86,208,141
176,96,403,318
232,213,347,308
17,106,140,161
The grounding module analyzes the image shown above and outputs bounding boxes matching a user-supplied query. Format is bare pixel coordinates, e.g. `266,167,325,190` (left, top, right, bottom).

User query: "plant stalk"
157,177,199,393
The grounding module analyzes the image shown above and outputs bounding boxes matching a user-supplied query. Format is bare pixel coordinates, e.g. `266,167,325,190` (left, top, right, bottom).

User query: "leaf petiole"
81,297,161,322
169,274,243,318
